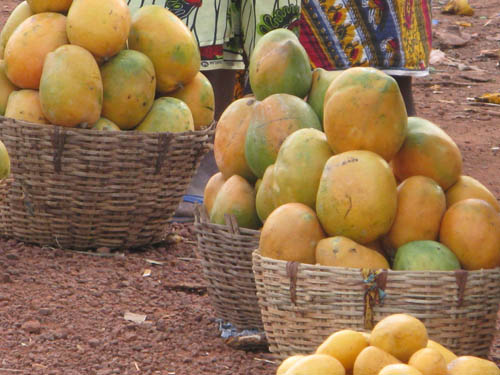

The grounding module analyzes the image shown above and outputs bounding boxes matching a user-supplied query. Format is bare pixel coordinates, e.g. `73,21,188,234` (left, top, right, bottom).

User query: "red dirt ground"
0,1,499,374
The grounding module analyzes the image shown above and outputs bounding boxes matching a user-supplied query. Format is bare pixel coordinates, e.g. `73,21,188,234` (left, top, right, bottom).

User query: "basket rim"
253,249,500,275
193,204,261,236
0,115,216,138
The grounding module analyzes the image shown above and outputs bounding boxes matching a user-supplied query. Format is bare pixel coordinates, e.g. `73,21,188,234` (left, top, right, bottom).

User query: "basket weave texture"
0,116,213,250
489,311,500,366
194,205,263,330
253,250,500,359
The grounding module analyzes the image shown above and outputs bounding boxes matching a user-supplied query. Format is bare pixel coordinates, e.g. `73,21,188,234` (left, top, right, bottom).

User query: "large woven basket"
0,116,213,249
253,250,500,359
489,311,500,365
193,205,263,330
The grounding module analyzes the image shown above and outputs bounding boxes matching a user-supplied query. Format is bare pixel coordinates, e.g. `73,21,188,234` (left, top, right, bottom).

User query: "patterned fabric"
299,0,433,76
240,0,302,60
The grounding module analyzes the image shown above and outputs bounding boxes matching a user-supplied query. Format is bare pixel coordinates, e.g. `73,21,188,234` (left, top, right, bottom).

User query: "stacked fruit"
207,28,500,272
0,0,214,132
275,313,500,375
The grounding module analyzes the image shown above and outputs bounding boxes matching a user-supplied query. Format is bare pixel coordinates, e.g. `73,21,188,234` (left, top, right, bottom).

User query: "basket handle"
51,127,67,173
155,133,172,175
286,261,299,306
455,269,468,307
224,213,240,235
362,269,388,330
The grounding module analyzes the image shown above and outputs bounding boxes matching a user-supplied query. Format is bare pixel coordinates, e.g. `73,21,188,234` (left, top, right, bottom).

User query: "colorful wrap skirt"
300,0,433,76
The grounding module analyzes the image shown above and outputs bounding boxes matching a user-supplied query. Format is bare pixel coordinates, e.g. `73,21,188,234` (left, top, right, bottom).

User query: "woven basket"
253,250,500,359
193,205,263,331
0,116,213,249
0,177,12,236
489,311,500,365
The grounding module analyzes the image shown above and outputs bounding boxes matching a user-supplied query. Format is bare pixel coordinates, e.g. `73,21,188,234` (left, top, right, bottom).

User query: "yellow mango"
285,354,345,375
27,0,73,13
169,71,215,130
447,356,500,375
4,12,68,89
129,5,200,93
426,340,457,364
90,117,120,131
276,355,306,375
353,346,401,375
0,1,34,59
100,50,156,129
378,364,423,375
260,203,325,264
0,60,17,115
135,97,194,133
370,314,428,362
67,0,130,59
39,45,103,127
0,141,10,179
385,176,446,254
203,172,225,216
408,348,447,375
316,330,369,372
256,164,277,223
5,89,48,124
446,175,500,212
316,236,389,269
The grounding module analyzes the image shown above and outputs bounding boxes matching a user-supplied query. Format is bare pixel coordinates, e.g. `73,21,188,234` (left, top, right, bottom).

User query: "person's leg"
204,69,238,120
393,76,416,117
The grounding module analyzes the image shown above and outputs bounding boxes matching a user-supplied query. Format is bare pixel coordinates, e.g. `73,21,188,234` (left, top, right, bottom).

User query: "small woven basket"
253,250,500,359
0,116,213,249
193,205,263,330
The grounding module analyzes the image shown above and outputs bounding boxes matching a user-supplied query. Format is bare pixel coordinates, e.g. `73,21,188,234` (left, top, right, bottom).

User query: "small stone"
22,320,41,334
124,332,138,342
88,338,100,348
155,319,168,332
54,329,68,339
0,273,12,283
6,253,19,260
0,293,9,301
39,308,52,316
40,333,55,341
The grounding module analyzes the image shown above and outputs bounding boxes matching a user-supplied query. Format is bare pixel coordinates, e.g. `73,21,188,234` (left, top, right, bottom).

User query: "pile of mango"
276,313,499,375
0,0,214,132
206,28,500,272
